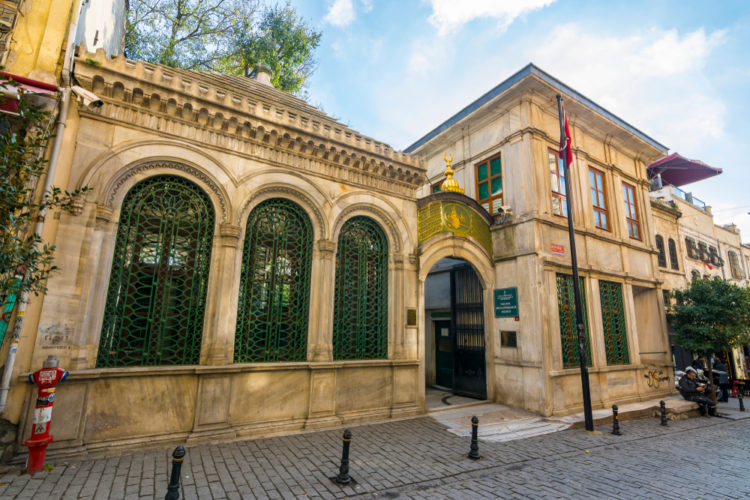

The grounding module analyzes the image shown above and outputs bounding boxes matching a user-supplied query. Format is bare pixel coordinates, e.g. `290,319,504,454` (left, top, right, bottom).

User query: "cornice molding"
73,47,426,195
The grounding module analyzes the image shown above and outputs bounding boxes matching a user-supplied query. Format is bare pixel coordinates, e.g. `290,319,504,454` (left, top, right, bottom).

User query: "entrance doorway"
425,258,487,400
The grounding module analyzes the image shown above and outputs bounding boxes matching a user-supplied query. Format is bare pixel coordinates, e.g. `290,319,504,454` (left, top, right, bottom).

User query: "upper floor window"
548,149,567,217
685,237,699,259
589,167,609,230
475,153,503,215
728,250,744,279
655,235,666,267
668,238,679,270
621,182,640,239
698,242,709,261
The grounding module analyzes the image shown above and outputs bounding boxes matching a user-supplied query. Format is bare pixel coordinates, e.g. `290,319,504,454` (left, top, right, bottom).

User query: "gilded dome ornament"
439,153,464,194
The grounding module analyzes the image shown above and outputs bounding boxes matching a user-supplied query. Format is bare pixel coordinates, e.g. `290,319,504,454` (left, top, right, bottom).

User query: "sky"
288,0,750,241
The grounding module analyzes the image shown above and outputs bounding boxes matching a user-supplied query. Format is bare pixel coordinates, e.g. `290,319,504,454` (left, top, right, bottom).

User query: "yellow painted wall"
6,0,75,83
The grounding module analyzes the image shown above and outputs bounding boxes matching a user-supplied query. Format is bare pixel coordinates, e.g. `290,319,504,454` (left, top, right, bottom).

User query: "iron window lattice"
598,280,630,365
332,216,388,360
234,199,313,363
556,273,592,369
97,175,215,367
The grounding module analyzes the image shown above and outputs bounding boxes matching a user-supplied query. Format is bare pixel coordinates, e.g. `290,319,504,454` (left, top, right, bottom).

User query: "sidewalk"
0,396,748,499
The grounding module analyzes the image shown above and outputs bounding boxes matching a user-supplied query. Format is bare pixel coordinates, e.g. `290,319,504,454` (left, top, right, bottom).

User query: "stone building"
6,46,425,453
408,64,675,416
3,53,692,455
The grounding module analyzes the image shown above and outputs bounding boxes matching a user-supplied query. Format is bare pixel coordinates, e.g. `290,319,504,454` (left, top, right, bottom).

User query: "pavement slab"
0,400,749,498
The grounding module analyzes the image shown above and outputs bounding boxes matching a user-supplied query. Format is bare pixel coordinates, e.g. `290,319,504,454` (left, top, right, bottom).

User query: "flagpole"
557,94,594,431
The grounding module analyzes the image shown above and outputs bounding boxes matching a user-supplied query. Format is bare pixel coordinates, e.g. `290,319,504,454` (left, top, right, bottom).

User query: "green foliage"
219,2,322,93
0,78,89,305
668,277,750,357
125,0,257,70
125,0,321,93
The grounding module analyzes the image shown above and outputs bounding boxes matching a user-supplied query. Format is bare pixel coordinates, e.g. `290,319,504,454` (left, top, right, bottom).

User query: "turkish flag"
560,103,573,167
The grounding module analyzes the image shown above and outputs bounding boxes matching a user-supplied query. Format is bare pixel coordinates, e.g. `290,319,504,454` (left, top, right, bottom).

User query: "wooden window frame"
474,153,503,215
621,182,640,240
655,235,667,268
548,148,568,217
588,167,609,230
668,238,679,270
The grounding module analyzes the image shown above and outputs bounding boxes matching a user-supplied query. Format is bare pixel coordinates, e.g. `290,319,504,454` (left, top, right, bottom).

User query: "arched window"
691,270,701,281
655,235,666,267
97,175,215,367
234,199,313,362
668,238,679,270
332,216,388,360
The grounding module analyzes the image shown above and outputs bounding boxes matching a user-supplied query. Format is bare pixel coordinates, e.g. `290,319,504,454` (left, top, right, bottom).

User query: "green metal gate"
599,280,629,365
234,199,313,362
556,273,592,369
97,175,215,367
332,216,388,360
451,265,486,399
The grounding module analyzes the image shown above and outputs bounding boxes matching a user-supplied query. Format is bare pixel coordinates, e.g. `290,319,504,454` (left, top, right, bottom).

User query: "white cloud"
361,0,373,13
427,0,556,35
526,25,727,149
324,0,356,27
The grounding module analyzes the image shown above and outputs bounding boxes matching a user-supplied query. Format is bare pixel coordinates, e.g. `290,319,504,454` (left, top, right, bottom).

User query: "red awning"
647,153,722,187
0,71,59,114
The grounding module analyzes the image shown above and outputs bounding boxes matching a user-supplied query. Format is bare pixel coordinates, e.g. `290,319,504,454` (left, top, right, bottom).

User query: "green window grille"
234,198,313,362
332,216,388,360
97,175,215,367
599,280,629,365
556,273,592,368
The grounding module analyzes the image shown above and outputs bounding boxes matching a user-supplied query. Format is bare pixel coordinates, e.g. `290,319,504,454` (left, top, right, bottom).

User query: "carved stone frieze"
245,186,327,239
105,161,229,222
335,204,402,253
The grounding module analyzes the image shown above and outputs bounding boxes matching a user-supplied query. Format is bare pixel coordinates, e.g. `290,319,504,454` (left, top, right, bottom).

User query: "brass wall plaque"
417,201,492,256
406,308,417,326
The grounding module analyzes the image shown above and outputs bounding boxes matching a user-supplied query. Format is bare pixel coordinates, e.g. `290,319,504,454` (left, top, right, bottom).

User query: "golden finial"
439,153,464,194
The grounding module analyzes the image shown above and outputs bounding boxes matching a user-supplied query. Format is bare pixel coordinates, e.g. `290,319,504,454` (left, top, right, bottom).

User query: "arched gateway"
417,166,496,402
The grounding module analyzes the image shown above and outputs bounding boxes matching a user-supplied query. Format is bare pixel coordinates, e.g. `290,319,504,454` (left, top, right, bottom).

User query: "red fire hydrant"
24,355,68,475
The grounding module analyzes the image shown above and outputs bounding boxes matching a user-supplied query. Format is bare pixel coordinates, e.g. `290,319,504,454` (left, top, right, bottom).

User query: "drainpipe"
0,0,84,415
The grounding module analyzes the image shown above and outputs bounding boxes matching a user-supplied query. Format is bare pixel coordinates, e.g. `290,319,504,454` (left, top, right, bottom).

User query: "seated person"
678,367,717,416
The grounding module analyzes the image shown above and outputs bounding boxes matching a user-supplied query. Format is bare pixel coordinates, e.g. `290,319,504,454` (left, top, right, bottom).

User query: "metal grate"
332,216,388,360
97,176,215,367
599,280,629,365
556,273,592,368
234,199,313,362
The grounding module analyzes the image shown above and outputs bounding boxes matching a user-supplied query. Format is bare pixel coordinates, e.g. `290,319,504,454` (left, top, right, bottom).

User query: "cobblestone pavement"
0,413,749,499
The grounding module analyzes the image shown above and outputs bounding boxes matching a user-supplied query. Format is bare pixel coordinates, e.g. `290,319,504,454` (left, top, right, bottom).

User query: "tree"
0,79,88,307
219,2,322,93
125,0,257,70
125,0,322,94
668,277,750,402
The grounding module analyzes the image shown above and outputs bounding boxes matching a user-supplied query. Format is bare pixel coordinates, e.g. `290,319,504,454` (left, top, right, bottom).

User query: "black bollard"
611,405,622,436
335,429,352,484
659,400,668,426
165,445,185,500
468,416,480,460
740,392,746,412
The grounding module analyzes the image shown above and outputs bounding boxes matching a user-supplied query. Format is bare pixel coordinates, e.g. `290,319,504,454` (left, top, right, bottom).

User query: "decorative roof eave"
405,63,668,160
73,45,426,189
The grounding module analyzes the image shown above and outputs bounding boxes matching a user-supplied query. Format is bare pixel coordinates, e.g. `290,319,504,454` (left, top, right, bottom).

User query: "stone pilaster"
308,239,335,361
202,223,241,365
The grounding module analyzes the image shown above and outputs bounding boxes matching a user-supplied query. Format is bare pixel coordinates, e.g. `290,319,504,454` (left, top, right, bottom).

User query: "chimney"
255,63,272,86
